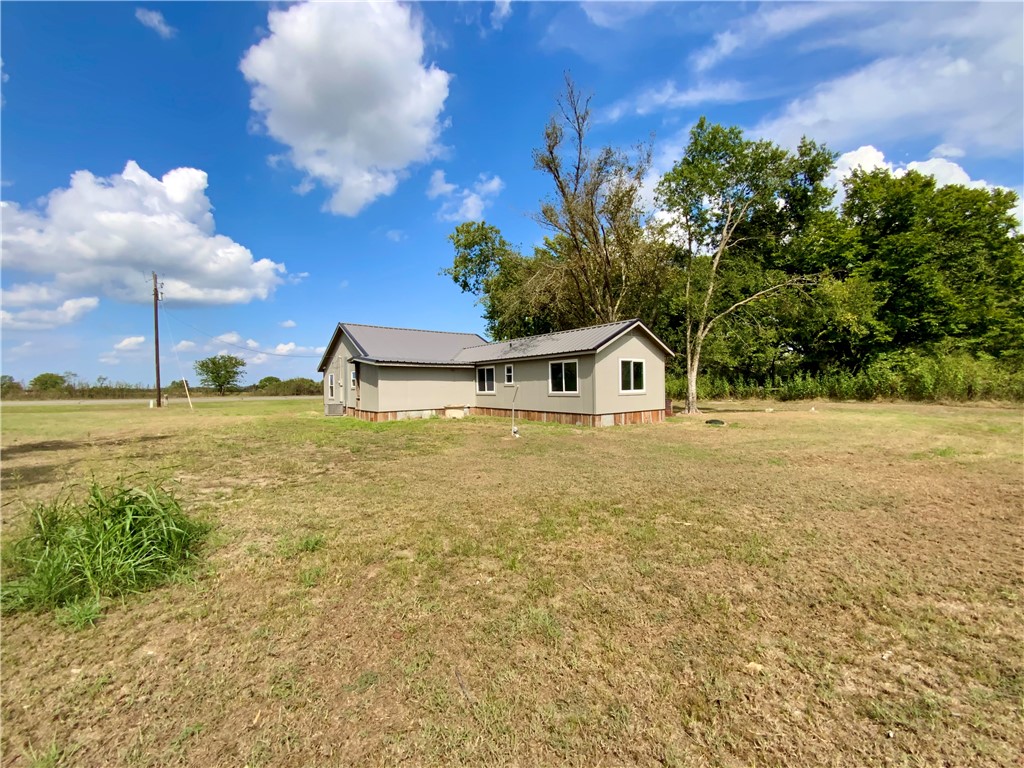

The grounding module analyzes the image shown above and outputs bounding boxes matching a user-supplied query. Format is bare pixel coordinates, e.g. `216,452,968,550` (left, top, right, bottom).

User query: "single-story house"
316,318,674,426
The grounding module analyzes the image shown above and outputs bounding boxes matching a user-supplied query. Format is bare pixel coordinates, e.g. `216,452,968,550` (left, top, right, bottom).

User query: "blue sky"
2,1,1021,386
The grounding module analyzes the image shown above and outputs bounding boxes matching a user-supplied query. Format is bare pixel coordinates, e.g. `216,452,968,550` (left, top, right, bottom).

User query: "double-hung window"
504,364,514,384
328,373,335,399
477,366,495,393
549,360,578,394
620,359,645,393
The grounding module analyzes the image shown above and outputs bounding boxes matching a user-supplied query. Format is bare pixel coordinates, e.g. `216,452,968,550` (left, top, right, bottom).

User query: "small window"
350,370,357,389
504,364,514,384
477,366,495,393
620,359,645,392
549,360,578,394
328,373,335,399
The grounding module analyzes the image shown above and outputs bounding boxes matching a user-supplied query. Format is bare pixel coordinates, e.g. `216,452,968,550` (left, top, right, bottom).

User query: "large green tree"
445,222,559,339
29,372,67,392
655,117,837,412
194,355,246,395
842,168,1024,360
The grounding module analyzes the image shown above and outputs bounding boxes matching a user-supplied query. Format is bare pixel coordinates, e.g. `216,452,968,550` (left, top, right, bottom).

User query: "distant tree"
1,375,23,397
194,355,246,395
257,376,282,389
30,372,67,392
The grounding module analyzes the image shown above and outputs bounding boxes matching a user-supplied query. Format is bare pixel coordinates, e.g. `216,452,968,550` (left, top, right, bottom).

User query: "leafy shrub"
259,377,321,396
1,478,207,617
674,350,1024,404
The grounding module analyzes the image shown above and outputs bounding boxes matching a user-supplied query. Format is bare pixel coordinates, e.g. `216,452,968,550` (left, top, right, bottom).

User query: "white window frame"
328,373,335,399
619,358,646,394
548,359,579,396
476,366,496,394
350,370,357,389
504,364,514,385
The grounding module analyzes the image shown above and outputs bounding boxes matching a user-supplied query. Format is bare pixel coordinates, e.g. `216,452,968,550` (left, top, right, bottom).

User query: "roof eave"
316,324,343,373
354,357,474,368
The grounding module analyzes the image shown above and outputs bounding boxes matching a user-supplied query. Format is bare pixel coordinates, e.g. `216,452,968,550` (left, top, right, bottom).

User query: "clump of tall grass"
1,477,207,617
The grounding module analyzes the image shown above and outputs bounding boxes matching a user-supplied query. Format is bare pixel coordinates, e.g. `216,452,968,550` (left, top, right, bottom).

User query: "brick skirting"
341,406,666,426
470,407,665,427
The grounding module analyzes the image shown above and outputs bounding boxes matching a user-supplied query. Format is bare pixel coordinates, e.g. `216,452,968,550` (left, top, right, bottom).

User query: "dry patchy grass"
1,398,1021,766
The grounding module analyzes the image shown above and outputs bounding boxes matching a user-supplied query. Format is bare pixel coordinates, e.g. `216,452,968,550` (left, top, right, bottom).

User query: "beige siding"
322,334,358,409
473,356,596,415
376,366,475,411
357,363,380,412
593,330,667,414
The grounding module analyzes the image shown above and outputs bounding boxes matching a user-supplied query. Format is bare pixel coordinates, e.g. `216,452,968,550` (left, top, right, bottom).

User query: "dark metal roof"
453,319,673,363
317,322,485,371
343,323,486,362
319,319,672,372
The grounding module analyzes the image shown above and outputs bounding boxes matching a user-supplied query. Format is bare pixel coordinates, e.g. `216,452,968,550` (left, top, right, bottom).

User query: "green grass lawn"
1,399,1021,766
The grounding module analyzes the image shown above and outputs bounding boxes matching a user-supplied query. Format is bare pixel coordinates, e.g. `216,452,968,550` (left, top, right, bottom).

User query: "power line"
160,307,323,358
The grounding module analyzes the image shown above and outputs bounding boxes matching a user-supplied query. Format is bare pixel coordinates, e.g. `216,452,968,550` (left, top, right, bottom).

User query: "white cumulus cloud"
173,340,196,352
1,162,286,306
240,2,451,216
279,319,296,328
429,171,504,222
426,169,457,200
0,297,99,331
114,335,145,351
135,8,176,39
1,282,61,307
213,331,243,346
826,146,1018,216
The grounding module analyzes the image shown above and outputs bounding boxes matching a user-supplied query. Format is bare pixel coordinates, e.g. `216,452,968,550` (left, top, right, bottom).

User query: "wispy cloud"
114,335,146,351
490,0,512,30
692,3,864,72
580,2,655,30
602,80,745,122
0,297,99,331
135,8,177,40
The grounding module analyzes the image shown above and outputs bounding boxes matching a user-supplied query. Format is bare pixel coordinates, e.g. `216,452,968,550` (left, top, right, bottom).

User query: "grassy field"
1,398,1021,767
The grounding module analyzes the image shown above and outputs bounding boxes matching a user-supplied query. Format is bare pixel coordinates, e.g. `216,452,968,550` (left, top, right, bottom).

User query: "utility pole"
152,271,162,407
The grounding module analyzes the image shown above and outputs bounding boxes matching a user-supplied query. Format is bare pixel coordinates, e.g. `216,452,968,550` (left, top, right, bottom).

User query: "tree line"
445,79,1023,411
0,357,321,399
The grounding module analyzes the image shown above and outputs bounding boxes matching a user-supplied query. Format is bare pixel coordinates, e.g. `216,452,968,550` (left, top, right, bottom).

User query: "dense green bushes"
1,478,207,624
255,377,320,396
668,351,1024,402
